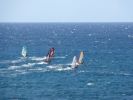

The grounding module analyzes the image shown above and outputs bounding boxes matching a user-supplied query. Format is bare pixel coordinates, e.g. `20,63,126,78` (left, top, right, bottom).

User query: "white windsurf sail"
21,46,27,57
71,56,77,68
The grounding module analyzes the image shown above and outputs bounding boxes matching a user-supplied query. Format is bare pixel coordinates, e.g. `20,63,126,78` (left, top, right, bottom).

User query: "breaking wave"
46,64,73,71
54,56,66,59
8,63,36,70
29,56,46,61
87,82,94,86
0,56,66,65
0,58,25,64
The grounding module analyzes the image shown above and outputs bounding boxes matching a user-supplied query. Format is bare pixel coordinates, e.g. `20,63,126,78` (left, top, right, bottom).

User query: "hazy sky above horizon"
0,0,133,22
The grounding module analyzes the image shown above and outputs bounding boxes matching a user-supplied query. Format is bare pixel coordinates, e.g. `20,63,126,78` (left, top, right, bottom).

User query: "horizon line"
0,21,133,24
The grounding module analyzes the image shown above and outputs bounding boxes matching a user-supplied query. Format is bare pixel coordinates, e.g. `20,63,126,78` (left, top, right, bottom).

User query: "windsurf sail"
44,48,55,63
78,51,84,64
71,51,84,68
21,46,27,57
71,56,77,68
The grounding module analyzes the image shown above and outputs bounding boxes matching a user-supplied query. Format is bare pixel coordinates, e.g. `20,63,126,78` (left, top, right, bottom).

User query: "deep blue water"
0,23,133,100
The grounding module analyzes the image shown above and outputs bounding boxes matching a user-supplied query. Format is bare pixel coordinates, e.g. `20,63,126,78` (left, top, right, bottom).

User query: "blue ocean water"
0,23,133,100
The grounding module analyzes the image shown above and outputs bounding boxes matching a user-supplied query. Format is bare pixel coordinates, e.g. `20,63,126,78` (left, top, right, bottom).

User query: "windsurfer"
71,51,84,68
44,47,55,63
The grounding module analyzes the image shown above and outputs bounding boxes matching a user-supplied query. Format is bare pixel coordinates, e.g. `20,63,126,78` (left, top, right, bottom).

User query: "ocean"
0,23,133,100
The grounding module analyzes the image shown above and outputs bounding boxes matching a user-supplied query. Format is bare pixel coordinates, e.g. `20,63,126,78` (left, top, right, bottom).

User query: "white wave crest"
54,56,66,59
8,65,21,70
87,82,94,86
57,67,72,71
29,56,46,61
0,58,24,64
11,59,24,63
21,63,36,67
36,61,48,65
46,65,72,71
8,63,36,70
120,72,131,76
29,67,48,72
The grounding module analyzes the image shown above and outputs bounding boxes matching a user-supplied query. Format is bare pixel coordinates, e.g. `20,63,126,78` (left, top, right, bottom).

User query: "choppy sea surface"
0,23,133,100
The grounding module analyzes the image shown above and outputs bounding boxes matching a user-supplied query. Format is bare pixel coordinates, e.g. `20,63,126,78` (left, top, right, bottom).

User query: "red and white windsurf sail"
45,48,55,63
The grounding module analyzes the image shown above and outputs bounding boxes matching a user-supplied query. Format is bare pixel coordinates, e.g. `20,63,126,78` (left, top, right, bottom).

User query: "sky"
0,0,133,22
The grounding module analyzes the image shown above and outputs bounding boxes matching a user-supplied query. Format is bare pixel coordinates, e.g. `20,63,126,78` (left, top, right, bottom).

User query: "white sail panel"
21,46,27,57
71,56,77,68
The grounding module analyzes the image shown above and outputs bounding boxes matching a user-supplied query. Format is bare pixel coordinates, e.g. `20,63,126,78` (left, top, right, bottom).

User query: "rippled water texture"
0,23,133,100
